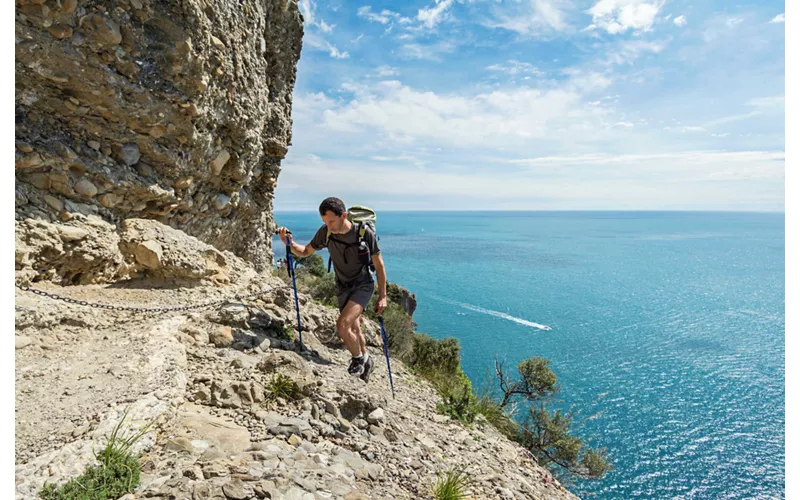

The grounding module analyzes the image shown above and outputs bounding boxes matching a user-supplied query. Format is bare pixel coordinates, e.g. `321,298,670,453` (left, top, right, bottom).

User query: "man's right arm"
277,226,321,257
291,241,316,257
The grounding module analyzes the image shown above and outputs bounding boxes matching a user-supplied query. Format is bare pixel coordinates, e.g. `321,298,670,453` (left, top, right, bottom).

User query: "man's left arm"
372,252,388,315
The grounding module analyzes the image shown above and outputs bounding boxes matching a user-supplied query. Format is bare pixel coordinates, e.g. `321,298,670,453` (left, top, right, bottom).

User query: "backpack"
325,205,379,274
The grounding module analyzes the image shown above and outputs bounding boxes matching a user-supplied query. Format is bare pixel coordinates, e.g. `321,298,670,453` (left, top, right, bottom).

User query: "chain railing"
14,282,293,314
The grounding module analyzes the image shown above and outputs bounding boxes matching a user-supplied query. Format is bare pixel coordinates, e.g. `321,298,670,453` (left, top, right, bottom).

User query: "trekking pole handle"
285,234,293,278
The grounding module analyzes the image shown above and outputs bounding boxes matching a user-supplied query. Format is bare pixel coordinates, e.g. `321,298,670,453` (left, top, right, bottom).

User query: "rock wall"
15,0,303,274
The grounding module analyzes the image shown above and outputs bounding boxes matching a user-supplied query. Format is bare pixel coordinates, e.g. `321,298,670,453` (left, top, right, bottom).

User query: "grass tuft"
39,407,153,500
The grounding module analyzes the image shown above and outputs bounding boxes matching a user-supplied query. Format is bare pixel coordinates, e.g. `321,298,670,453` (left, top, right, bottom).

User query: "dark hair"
319,197,346,217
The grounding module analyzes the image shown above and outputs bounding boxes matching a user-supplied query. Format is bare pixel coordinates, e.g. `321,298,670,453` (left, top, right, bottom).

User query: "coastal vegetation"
277,254,612,480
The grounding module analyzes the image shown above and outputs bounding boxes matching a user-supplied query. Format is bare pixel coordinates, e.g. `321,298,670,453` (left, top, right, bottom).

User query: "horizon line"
273,208,786,214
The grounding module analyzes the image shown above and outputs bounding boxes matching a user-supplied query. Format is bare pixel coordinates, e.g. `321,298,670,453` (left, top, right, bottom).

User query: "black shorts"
336,275,375,312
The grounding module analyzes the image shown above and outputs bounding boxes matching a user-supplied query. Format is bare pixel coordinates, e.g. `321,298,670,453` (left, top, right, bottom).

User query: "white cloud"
673,15,687,27
295,77,616,150
615,121,634,127
398,41,457,61
417,0,456,28
299,0,334,32
725,16,743,28
606,39,667,65
298,0,347,58
562,69,614,91
702,111,760,127
375,65,400,77
747,95,784,108
701,14,746,42
305,34,350,58
586,0,663,34
357,6,403,25
277,150,784,210
486,60,545,77
486,0,573,35
770,13,785,23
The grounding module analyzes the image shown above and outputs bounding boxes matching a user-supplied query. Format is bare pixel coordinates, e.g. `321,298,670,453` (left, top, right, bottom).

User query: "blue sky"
273,0,785,211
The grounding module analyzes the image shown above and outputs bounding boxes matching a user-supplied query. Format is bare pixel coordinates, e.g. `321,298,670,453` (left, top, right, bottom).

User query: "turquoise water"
272,211,785,499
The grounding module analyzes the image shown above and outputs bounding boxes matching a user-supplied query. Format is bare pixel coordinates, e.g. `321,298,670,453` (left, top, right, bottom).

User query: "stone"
83,14,122,46
98,193,122,208
115,143,141,166
288,434,303,447
415,434,438,453
16,152,43,170
175,177,193,189
203,463,229,479
164,436,193,452
178,404,251,457
87,140,100,150
214,193,231,210
134,240,163,269
57,226,89,242
48,24,73,39
222,479,252,500
43,195,63,212
211,35,226,49
210,150,231,175
15,336,34,350
366,408,385,424
73,179,98,198
210,326,234,348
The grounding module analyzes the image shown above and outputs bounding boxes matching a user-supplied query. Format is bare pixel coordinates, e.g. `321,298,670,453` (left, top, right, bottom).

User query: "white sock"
362,351,369,362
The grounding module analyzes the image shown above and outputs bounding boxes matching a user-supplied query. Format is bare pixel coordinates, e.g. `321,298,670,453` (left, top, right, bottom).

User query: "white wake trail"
449,300,552,331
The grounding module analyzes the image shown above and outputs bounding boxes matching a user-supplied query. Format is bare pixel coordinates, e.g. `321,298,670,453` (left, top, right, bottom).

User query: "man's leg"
337,300,364,358
357,316,367,356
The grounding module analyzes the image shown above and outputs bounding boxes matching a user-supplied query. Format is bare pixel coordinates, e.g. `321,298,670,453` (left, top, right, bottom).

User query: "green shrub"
307,272,337,307
410,334,461,376
272,323,295,341
266,373,302,401
436,380,478,424
295,254,326,277
432,468,471,500
366,300,415,359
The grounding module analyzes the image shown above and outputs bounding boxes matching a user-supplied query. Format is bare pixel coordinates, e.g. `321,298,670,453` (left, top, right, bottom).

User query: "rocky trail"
15,273,576,500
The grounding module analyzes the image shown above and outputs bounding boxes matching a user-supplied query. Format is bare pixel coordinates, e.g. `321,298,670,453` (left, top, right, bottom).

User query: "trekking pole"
378,315,396,399
284,232,305,351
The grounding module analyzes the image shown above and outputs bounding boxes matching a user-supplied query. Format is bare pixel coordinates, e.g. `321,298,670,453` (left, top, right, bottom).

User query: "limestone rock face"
15,0,304,273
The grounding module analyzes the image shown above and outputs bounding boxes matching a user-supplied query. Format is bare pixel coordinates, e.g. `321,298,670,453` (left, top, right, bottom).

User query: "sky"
273,0,786,212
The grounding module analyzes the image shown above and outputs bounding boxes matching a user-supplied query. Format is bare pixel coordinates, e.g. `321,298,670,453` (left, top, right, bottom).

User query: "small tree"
496,357,559,409
494,356,612,480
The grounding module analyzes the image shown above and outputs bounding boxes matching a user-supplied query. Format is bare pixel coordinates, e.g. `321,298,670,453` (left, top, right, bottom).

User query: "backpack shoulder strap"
358,222,366,242
325,229,331,245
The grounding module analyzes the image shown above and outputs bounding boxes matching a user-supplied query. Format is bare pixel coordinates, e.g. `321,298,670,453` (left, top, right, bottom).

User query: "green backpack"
325,205,378,274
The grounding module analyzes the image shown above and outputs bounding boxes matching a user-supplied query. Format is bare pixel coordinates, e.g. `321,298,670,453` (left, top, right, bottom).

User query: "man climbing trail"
277,197,387,383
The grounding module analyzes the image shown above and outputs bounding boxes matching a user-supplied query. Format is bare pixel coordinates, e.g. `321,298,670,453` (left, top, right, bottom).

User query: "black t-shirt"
309,222,380,283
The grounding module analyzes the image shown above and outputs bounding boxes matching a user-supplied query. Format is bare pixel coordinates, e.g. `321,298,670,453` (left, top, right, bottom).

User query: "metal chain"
15,282,293,314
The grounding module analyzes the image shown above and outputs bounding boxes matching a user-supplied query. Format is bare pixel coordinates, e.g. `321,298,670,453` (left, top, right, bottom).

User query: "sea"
271,211,785,499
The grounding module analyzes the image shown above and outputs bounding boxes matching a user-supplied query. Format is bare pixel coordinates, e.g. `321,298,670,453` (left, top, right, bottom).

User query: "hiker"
277,197,387,382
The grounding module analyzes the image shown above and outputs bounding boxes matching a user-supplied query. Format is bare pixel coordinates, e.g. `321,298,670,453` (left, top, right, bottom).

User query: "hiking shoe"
360,355,375,383
347,357,365,376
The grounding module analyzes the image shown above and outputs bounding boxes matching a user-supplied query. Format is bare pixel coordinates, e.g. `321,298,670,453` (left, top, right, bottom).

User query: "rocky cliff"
15,0,302,276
